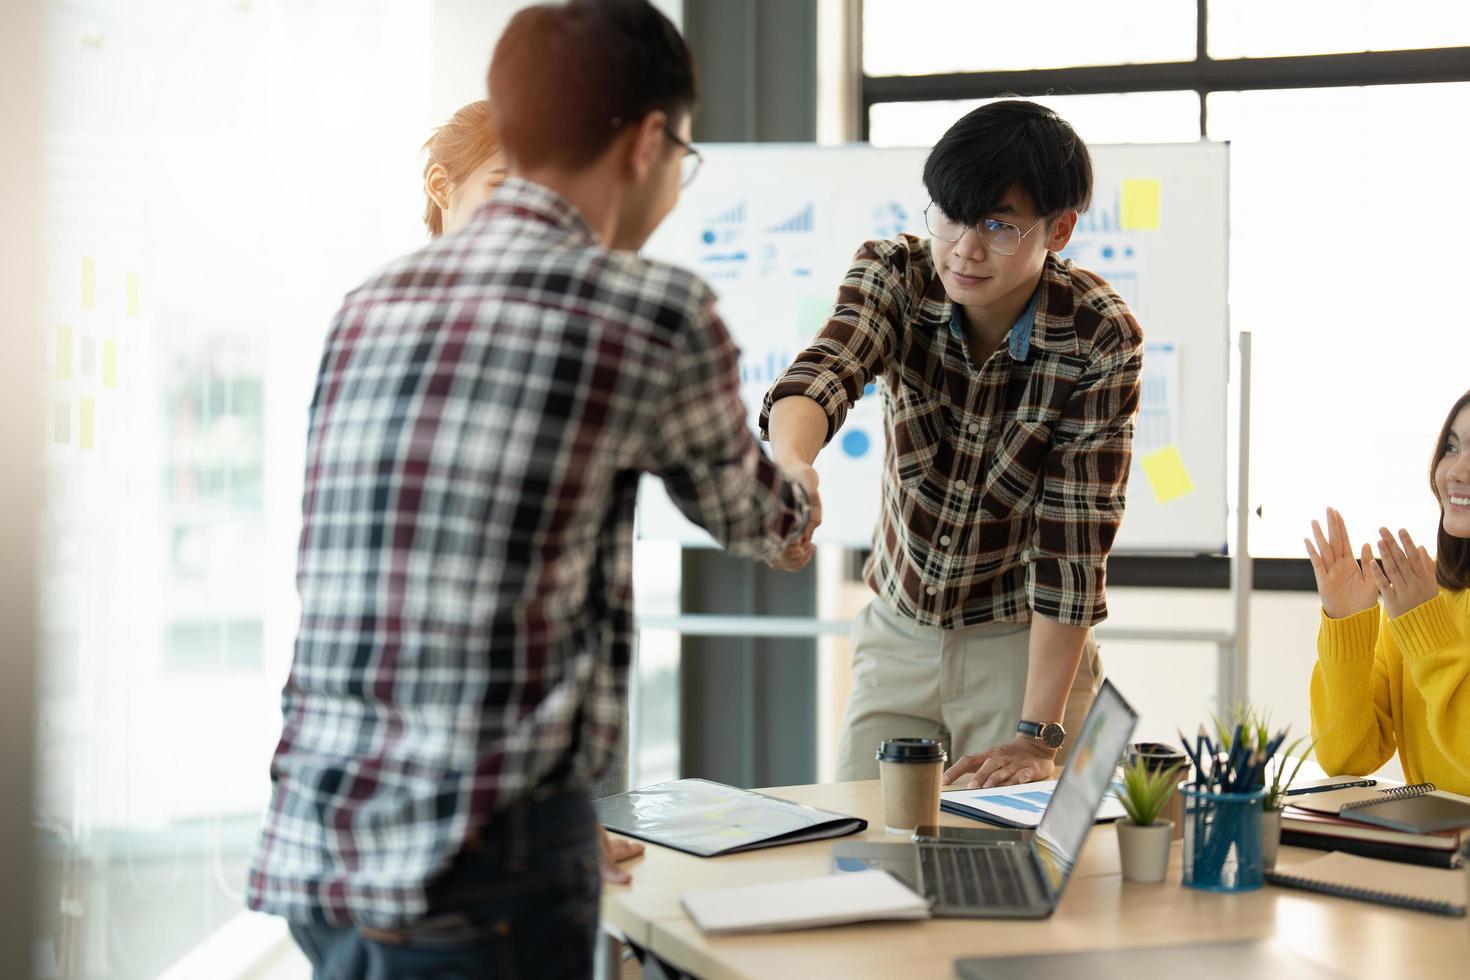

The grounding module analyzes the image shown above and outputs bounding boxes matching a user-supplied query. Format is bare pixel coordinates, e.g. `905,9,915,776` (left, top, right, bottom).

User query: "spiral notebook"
1337,783,1470,835
1266,851,1467,917
1286,780,1424,816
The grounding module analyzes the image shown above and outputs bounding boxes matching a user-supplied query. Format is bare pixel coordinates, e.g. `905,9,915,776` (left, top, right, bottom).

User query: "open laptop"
831,678,1138,918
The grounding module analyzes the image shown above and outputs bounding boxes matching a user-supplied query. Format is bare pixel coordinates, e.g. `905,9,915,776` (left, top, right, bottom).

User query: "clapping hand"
1369,527,1439,619
1304,507,1378,619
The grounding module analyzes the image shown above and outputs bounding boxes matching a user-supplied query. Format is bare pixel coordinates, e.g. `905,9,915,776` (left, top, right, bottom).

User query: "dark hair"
922,99,1092,225
1431,389,1470,591
489,0,697,171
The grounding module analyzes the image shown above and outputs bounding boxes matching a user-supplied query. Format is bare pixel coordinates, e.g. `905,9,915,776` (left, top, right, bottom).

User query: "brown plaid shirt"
760,235,1143,629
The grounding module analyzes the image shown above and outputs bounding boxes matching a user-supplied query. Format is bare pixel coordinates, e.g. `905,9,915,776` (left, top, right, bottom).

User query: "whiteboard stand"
1223,330,1253,714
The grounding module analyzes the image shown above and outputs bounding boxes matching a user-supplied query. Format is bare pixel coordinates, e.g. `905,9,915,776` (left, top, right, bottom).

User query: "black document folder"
594,778,867,857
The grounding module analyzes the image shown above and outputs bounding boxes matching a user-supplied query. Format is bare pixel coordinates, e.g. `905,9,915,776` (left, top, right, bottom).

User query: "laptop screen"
1032,679,1138,898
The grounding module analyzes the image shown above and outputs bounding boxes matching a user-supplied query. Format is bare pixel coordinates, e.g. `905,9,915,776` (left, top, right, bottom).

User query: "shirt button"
926,586,938,596
939,535,952,547
967,423,980,434
955,479,967,491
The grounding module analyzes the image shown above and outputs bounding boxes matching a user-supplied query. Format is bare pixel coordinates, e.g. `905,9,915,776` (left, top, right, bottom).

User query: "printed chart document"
682,870,931,935
941,779,1126,829
594,778,866,857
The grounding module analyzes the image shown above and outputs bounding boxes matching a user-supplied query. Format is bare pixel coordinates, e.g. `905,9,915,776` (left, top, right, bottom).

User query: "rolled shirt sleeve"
759,238,917,444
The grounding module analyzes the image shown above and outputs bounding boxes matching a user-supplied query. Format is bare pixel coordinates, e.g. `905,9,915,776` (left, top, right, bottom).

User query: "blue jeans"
288,789,602,980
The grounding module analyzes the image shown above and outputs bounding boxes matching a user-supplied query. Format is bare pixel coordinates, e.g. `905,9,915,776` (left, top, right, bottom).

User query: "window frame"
860,0,1470,140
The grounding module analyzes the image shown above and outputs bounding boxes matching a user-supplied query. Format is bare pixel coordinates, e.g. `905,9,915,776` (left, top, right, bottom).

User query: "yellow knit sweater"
1311,588,1470,796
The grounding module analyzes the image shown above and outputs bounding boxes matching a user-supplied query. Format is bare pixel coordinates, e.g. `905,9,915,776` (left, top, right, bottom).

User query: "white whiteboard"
637,142,1229,554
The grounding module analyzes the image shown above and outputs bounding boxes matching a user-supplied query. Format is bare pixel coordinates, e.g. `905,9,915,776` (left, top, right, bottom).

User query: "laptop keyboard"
920,845,1028,909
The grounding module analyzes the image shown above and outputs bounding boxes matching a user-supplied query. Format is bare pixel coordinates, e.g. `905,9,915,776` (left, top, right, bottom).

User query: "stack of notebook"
1282,781,1470,869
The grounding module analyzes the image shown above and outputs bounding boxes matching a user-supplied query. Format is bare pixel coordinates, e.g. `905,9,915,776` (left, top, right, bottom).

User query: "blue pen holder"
1180,785,1266,892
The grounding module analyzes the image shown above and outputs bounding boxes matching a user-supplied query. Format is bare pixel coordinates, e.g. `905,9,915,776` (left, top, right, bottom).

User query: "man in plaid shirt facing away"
247,2,818,976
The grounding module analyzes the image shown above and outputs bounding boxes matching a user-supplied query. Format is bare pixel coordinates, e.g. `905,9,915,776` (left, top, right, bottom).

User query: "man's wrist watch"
1017,720,1066,750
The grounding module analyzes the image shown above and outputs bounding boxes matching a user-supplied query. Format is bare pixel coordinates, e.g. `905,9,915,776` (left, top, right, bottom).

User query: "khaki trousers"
835,598,1104,781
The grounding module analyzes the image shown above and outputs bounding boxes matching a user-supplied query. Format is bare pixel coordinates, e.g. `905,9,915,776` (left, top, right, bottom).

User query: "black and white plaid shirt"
247,178,811,927
762,236,1142,629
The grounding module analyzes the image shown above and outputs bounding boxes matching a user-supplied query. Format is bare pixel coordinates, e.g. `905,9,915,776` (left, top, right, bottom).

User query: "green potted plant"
1114,755,1179,883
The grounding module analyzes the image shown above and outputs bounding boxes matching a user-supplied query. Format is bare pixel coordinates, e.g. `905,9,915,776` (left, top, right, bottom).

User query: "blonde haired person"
1305,389,1470,795
422,99,506,236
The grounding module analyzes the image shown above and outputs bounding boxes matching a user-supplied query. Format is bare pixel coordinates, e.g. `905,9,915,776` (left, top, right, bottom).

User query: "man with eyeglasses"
247,2,817,977
763,100,1143,791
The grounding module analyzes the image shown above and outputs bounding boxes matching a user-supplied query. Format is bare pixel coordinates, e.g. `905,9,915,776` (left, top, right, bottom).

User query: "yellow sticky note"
81,257,97,309
1140,444,1194,504
79,397,95,449
1120,179,1162,231
127,272,140,317
55,325,73,380
103,339,117,388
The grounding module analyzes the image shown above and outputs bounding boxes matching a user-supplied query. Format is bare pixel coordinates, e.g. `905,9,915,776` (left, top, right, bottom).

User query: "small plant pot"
1117,820,1173,883
1261,806,1283,872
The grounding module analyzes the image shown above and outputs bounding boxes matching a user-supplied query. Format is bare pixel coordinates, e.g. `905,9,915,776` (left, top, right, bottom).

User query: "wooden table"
599,780,1468,980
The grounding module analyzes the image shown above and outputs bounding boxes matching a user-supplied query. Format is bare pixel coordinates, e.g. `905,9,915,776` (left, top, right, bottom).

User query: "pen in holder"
1175,711,1304,891
1181,784,1266,892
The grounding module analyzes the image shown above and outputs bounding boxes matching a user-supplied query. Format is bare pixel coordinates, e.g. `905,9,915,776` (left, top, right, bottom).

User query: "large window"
1208,0,1470,59
38,1,432,975
868,91,1200,147
863,0,1196,76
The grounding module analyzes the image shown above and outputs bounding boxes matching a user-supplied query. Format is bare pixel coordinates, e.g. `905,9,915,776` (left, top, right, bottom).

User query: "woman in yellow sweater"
1304,390,1470,796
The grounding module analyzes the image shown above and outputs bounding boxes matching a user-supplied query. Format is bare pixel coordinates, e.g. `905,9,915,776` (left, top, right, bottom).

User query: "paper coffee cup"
876,738,946,835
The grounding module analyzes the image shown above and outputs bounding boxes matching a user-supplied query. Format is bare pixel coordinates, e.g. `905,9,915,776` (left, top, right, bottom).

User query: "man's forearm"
767,396,828,467
1021,614,1088,725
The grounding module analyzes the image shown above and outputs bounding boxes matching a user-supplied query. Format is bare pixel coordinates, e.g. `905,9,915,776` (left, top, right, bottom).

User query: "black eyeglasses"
663,125,704,188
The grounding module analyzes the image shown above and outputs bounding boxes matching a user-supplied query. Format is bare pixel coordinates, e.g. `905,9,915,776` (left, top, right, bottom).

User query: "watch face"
1040,723,1066,749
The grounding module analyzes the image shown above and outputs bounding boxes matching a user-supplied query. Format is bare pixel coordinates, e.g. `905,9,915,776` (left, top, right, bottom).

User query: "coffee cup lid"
876,737,946,764
1128,743,1189,773
1130,741,1185,758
